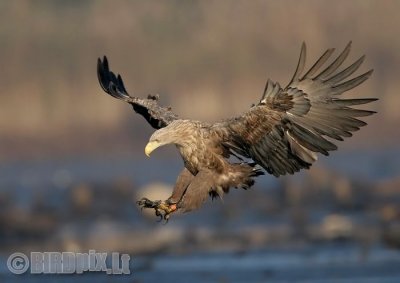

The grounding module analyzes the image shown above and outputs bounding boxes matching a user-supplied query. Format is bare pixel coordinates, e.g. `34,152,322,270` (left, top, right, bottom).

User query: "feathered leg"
176,171,213,212
169,168,195,203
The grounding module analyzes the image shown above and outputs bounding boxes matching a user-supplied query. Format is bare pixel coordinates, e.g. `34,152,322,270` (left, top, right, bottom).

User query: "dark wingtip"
97,56,109,93
96,55,131,100
102,55,108,68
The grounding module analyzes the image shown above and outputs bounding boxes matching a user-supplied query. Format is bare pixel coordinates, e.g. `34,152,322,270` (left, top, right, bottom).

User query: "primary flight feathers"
98,42,377,220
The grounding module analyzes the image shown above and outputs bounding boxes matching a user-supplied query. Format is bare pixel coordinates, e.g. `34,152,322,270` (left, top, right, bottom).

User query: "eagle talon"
137,197,177,222
137,197,161,208
155,209,163,222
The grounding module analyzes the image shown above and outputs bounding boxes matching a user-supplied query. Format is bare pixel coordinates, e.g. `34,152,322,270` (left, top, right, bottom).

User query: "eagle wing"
97,56,178,129
218,42,377,177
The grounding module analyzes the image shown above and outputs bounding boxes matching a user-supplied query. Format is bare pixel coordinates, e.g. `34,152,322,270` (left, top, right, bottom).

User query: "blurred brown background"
0,0,398,160
1,1,400,282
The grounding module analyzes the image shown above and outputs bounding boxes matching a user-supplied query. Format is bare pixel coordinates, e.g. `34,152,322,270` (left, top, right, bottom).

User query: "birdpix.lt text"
7,250,131,275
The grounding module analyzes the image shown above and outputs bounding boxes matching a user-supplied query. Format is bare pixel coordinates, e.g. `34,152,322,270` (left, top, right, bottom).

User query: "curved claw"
155,209,163,222
137,197,176,223
137,197,148,207
163,213,170,224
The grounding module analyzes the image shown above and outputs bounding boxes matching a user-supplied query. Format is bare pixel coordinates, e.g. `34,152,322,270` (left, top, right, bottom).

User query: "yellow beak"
145,141,160,157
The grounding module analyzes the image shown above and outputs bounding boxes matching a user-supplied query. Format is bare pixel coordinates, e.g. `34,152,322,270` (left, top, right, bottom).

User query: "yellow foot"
137,197,177,223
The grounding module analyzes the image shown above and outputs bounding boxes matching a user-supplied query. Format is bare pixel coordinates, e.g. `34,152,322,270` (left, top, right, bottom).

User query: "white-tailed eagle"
97,42,377,221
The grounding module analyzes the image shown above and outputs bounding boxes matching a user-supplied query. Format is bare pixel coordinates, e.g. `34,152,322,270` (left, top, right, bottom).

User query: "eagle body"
149,120,262,205
97,42,377,218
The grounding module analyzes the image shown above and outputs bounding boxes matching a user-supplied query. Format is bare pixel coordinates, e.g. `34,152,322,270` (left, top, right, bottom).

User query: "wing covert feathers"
222,42,377,177
97,56,178,129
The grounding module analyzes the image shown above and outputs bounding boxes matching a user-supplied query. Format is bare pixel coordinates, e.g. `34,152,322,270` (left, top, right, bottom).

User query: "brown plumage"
97,42,377,221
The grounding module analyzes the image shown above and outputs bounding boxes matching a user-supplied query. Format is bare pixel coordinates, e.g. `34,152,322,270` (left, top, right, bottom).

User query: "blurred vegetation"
0,0,399,160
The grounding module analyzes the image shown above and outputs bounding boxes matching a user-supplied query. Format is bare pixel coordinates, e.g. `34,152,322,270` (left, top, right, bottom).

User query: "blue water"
0,149,398,191
0,149,399,282
1,245,400,283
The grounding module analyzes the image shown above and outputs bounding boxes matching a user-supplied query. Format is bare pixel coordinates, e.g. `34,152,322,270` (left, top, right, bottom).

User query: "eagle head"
145,120,194,157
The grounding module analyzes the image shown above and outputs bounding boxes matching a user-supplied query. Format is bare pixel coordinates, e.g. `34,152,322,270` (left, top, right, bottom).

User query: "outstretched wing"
218,42,377,177
97,56,178,129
